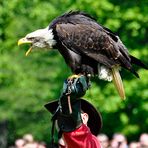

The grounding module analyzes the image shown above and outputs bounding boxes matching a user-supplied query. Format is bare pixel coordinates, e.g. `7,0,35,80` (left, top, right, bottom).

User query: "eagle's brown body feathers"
50,11,146,77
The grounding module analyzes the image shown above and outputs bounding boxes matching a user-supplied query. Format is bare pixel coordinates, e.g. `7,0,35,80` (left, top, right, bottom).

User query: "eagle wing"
56,22,132,70
56,22,129,99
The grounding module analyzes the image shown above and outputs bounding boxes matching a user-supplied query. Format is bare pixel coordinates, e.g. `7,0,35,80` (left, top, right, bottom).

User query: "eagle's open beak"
18,38,33,56
18,38,32,46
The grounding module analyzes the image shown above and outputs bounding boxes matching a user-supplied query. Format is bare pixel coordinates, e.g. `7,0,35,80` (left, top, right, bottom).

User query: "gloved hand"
60,75,89,114
62,75,89,99
57,75,89,132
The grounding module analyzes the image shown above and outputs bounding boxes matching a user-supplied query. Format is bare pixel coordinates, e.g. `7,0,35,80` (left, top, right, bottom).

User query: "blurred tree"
0,0,147,145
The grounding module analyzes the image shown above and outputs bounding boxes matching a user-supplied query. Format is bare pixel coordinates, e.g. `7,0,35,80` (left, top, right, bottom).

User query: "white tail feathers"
98,64,112,81
111,66,126,100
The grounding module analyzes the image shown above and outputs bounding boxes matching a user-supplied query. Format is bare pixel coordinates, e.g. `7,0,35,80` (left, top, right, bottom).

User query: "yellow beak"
18,38,32,46
18,38,33,56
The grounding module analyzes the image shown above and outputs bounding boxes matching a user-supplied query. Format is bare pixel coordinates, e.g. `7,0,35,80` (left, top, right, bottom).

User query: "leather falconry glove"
57,75,89,132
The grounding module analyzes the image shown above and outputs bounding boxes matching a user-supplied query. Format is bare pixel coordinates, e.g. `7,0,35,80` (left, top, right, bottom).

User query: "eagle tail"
111,66,126,100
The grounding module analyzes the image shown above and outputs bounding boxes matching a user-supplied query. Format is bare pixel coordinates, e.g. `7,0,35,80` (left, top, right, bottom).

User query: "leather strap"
67,95,72,114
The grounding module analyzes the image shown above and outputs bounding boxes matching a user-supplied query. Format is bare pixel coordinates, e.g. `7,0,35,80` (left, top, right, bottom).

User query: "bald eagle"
18,11,147,99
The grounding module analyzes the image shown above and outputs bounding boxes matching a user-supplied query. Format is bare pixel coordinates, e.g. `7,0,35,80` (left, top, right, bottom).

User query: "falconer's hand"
57,75,89,132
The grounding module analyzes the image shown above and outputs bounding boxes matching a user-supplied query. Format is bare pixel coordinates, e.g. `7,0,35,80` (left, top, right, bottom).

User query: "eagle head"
18,27,56,56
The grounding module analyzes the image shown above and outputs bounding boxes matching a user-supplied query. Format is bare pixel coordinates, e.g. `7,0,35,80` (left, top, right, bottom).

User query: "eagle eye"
27,37,34,40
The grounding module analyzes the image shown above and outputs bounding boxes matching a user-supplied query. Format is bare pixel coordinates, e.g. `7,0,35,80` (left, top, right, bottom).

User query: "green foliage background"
0,0,148,145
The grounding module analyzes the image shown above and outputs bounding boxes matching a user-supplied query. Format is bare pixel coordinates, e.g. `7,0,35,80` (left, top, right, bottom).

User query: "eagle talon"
68,74,81,80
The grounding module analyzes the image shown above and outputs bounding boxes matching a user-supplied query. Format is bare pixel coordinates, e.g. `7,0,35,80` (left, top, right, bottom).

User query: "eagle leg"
81,64,94,76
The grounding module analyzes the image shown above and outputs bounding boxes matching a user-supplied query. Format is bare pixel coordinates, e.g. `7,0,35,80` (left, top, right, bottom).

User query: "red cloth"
62,124,101,148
